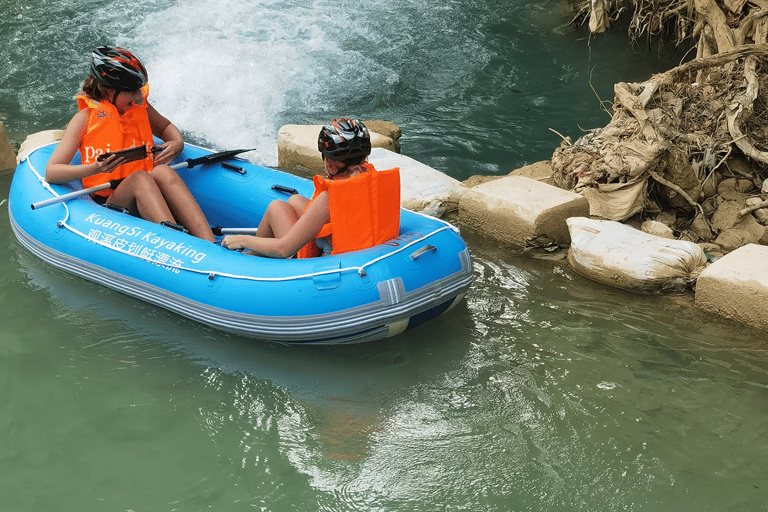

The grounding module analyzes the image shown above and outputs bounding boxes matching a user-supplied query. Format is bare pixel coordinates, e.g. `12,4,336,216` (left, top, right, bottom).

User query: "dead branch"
738,199,768,217
651,43,768,86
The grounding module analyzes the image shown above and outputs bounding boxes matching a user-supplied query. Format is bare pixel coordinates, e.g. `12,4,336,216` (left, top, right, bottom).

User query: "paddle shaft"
31,179,121,210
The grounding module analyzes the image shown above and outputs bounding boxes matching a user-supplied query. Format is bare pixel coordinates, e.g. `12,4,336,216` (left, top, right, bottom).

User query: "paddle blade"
176,148,256,170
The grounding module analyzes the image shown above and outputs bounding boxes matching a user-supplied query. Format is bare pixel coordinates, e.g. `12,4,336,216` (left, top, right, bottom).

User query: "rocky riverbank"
6,106,768,333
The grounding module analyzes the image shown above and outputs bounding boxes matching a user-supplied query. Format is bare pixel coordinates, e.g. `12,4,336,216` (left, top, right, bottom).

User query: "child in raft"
221,118,400,258
45,46,215,242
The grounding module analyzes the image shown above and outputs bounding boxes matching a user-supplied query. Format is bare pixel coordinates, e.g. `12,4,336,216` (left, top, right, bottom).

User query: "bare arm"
223,193,330,258
147,103,183,165
45,110,126,184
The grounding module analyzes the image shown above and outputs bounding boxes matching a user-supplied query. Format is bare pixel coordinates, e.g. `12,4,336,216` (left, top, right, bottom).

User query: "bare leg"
149,165,215,242
287,194,309,217
107,171,176,224
255,199,301,238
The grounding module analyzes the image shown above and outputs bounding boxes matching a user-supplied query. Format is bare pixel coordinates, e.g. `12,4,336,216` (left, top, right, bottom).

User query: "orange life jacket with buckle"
77,84,155,196
297,163,401,258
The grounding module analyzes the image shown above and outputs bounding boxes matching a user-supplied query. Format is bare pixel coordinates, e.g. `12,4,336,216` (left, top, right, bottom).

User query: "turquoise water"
2,0,768,510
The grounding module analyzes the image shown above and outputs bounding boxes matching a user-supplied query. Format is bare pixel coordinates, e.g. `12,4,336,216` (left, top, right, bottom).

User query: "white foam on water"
122,0,401,166
120,0,320,165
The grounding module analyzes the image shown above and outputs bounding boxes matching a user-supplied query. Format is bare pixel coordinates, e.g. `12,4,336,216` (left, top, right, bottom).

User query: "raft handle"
222,161,246,175
104,203,129,214
272,184,298,195
410,244,436,261
160,221,189,234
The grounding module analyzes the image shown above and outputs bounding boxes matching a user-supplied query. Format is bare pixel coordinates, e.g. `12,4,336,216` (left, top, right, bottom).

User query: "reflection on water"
5,199,768,510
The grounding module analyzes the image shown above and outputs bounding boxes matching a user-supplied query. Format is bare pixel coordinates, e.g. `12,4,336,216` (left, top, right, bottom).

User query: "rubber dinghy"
8,142,473,344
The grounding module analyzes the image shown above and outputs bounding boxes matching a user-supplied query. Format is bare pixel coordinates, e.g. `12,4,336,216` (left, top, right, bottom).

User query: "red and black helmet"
89,46,148,91
318,118,371,161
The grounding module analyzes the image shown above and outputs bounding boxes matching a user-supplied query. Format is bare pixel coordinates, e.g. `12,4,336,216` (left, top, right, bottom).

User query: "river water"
2,0,767,510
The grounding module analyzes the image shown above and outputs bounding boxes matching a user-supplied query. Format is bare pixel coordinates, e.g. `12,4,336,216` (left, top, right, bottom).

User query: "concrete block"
360,120,401,148
0,121,16,171
695,244,768,331
508,160,555,184
459,175,589,246
368,148,467,214
278,124,397,173
17,129,64,163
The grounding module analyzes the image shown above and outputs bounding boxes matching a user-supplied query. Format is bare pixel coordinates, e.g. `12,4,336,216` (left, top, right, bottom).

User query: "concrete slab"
17,129,64,163
368,148,467,214
695,244,768,331
459,175,589,246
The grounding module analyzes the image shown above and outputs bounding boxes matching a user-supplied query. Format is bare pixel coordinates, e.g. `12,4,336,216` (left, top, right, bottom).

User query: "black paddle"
171,148,255,170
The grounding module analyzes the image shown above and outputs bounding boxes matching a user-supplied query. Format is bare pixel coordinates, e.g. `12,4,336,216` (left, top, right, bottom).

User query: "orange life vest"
77,84,155,196
297,163,401,258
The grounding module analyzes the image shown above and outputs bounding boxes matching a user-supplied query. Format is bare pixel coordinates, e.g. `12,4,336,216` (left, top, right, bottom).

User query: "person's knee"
287,194,309,213
265,199,292,218
151,165,183,187
267,199,303,227
109,170,157,210
124,170,156,193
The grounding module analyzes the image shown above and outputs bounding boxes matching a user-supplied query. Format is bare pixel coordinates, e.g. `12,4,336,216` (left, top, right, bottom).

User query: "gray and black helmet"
90,46,148,91
318,118,371,161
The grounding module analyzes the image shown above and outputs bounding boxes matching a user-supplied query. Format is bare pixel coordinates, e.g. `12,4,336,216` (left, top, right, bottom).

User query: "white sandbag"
566,217,708,293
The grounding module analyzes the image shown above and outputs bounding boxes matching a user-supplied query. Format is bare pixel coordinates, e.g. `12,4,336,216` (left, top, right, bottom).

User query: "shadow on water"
8,227,479,467
10,239,474,399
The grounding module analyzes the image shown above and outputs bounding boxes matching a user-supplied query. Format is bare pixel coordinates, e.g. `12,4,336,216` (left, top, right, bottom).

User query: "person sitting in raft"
45,46,215,242
221,118,400,258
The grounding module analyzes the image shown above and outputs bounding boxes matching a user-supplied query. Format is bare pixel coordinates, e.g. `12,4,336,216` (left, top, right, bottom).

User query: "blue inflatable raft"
8,142,473,344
